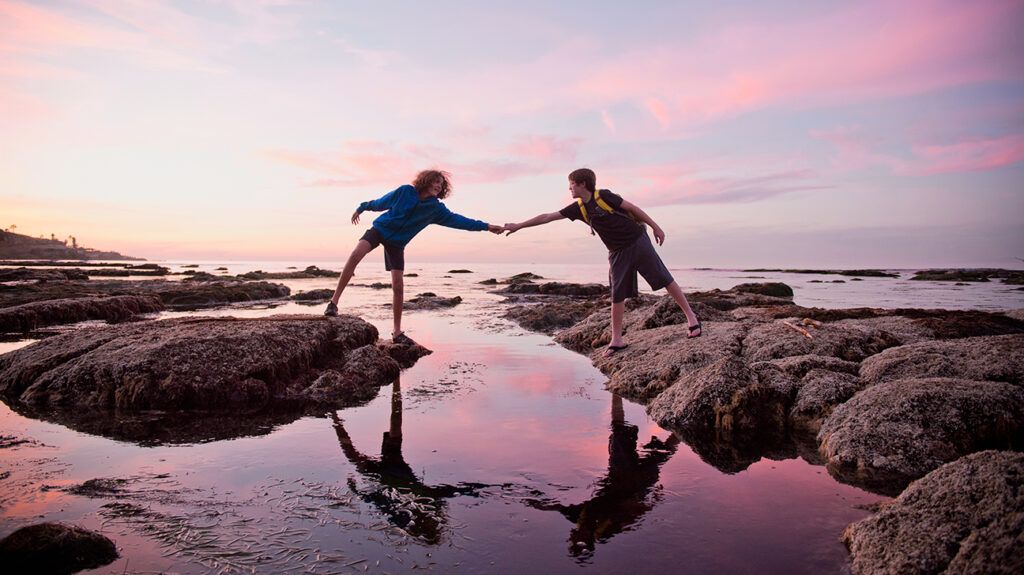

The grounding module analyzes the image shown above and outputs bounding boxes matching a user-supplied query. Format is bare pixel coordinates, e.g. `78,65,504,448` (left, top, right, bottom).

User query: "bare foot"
604,343,629,357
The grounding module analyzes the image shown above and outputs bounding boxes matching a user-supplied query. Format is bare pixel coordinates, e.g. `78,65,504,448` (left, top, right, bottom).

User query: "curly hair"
412,169,452,199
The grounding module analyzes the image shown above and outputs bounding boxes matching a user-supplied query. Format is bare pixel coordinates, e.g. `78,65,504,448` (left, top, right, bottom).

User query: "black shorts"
360,227,405,271
608,233,674,303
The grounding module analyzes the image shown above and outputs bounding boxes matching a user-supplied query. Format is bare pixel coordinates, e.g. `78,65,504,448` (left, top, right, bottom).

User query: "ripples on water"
1,262,1021,573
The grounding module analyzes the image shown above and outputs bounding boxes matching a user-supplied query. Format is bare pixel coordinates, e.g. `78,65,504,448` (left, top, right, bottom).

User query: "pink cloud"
269,134,581,188
908,134,1024,175
574,0,1021,131
604,163,829,206
813,127,1024,176
505,135,582,161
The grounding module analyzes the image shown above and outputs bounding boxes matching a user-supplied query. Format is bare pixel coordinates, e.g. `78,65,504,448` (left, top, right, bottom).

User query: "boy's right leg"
329,239,374,306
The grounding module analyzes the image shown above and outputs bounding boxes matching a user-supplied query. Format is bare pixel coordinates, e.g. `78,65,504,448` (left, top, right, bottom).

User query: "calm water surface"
1,262,1021,574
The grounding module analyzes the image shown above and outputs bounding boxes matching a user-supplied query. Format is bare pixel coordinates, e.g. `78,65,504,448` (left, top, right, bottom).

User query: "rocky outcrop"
843,451,1024,574
859,334,1024,386
0,279,290,309
497,282,607,297
514,283,1024,490
741,317,917,363
648,356,788,439
290,289,334,303
0,522,118,573
787,369,863,433
911,268,1024,283
743,268,899,278
0,267,89,281
0,314,420,411
502,299,607,334
0,295,163,332
818,378,1024,492
376,339,433,369
238,265,337,280
140,280,290,308
732,282,794,298
400,293,462,310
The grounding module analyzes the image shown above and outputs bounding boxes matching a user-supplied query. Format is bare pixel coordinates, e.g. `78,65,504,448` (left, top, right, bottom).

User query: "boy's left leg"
635,234,701,336
665,282,700,335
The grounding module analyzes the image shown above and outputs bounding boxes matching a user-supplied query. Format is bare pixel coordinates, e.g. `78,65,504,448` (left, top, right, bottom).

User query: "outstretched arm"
351,186,407,225
505,212,566,235
435,205,503,234
620,200,666,245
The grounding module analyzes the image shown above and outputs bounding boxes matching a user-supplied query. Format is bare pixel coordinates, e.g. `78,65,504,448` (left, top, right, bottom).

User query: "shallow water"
1,262,1021,573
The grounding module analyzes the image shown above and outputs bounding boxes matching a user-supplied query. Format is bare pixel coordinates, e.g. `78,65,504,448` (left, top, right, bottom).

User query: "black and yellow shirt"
559,189,645,252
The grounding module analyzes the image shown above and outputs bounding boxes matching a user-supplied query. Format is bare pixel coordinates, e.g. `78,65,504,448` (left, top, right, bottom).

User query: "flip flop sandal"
687,321,703,339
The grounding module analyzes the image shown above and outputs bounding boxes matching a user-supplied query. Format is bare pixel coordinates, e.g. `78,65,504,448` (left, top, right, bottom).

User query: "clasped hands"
487,223,522,235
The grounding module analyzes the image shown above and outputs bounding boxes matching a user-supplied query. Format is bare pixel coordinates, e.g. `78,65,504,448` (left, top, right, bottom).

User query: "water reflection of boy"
331,378,483,544
528,394,679,556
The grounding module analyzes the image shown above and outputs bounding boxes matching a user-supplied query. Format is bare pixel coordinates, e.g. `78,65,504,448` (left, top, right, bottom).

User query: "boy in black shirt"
505,168,701,355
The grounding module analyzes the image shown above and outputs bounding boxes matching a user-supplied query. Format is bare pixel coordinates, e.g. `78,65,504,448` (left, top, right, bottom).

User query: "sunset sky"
2,0,1022,267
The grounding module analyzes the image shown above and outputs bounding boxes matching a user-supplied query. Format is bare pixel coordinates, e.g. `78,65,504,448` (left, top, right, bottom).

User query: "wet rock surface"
817,377,1024,492
290,289,334,303
843,451,1024,575
0,279,290,310
398,293,463,310
0,295,164,332
0,267,89,281
238,265,338,280
911,268,1024,283
859,334,1024,386
508,283,1024,495
0,522,119,573
497,281,607,297
0,314,421,411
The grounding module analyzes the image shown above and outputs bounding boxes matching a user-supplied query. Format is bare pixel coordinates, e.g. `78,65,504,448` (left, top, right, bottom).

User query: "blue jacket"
357,185,489,246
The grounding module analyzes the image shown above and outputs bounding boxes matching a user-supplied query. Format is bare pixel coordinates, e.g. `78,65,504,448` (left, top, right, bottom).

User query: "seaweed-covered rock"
497,282,606,297
0,522,118,573
0,295,163,332
648,356,789,439
0,267,89,281
0,279,289,310
400,293,462,310
376,339,433,369
503,299,607,334
732,282,794,298
788,369,864,433
842,450,1024,575
0,315,422,411
742,318,910,363
860,334,1024,386
239,266,337,280
818,378,1024,493
290,289,334,302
